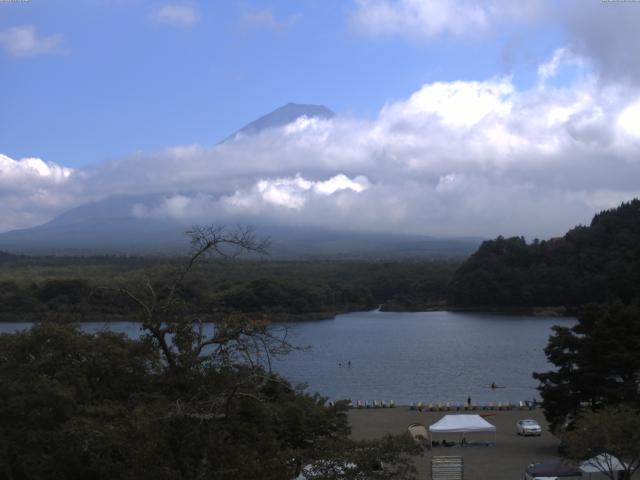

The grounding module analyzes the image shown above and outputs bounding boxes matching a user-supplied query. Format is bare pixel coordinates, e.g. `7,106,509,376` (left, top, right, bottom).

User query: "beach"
348,407,560,480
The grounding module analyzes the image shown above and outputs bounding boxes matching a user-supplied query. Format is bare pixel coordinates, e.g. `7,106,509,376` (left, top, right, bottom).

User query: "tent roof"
580,453,626,473
526,460,581,477
428,414,496,433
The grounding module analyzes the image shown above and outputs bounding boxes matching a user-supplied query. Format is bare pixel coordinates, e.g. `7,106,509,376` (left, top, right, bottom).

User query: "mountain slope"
0,195,185,253
224,103,334,141
0,193,480,257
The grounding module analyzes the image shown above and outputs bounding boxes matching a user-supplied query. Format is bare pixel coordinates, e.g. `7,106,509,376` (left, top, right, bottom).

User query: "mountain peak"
224,103,334,141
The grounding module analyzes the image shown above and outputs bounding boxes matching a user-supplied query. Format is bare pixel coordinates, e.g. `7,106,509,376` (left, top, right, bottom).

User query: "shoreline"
445,305,577,317
0,305,577,323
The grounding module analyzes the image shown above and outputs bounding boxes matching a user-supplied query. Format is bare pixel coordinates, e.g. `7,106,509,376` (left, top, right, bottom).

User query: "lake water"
0,310,574,405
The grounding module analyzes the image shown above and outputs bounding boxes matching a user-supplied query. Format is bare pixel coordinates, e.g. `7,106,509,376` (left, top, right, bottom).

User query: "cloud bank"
4,53,640,238
3,3,640,238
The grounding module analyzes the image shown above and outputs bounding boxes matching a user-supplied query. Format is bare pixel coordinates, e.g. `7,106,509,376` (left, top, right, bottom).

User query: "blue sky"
1,0,640,237
1,0,566,168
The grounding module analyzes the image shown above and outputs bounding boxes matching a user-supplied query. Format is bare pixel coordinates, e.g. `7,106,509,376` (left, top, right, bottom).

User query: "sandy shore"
348,406,560,480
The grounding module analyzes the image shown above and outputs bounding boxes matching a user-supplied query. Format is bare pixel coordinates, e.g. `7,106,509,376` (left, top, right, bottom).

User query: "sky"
1,0,640,238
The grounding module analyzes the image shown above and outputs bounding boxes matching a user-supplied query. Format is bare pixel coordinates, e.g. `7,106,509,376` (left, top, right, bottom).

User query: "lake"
0,310,574,405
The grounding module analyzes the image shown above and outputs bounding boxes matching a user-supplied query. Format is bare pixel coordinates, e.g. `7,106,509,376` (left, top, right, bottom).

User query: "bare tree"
114,225,311,419
118,225,293,374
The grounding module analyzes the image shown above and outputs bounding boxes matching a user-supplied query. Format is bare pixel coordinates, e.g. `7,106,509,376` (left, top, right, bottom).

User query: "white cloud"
617,100,640,138
238,9,300,32
0,26,64,58
314,174,370,195
128,174,370,222
0,154,73,186
0,154,77,231
351,0,485,39
127,174,372,225
380,78,514,128
350,0,544,41
283,116,322,135
222,174,370,212
148,4,199,27
537,47,569,81
535,47,589,90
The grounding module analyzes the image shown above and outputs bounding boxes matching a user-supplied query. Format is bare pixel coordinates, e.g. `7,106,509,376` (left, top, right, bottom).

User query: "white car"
517,419,542,436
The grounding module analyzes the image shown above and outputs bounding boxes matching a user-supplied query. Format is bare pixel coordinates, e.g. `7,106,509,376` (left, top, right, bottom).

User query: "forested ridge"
0,254,457,321
449,199,640,309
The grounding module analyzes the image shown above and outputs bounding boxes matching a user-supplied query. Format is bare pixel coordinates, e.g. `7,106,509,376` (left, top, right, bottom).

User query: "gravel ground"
348,407,563,480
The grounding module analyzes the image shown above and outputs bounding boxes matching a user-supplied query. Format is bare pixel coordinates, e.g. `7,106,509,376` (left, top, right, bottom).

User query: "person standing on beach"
467,396,471,407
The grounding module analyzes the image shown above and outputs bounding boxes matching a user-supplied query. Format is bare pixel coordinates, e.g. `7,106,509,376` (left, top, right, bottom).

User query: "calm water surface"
272,310,575,405
0,310,574,405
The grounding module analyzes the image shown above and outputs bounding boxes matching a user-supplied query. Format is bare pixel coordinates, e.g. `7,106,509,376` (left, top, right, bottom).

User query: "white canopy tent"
428,414,496,445
580,453,626,479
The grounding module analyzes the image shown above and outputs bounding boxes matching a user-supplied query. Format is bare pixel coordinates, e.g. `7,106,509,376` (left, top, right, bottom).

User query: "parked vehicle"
516,419,542,436
524,459,581,480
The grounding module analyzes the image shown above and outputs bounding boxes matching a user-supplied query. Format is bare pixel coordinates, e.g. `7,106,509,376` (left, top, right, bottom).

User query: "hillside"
448,199,640,308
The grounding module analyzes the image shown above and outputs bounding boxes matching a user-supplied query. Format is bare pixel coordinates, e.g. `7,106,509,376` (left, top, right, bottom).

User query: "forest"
448,199,640,309
0,251,457,322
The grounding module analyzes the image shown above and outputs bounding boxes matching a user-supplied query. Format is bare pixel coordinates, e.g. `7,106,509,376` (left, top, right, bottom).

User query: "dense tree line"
0,257,458,321
449,199,640,308
534,302,640,431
